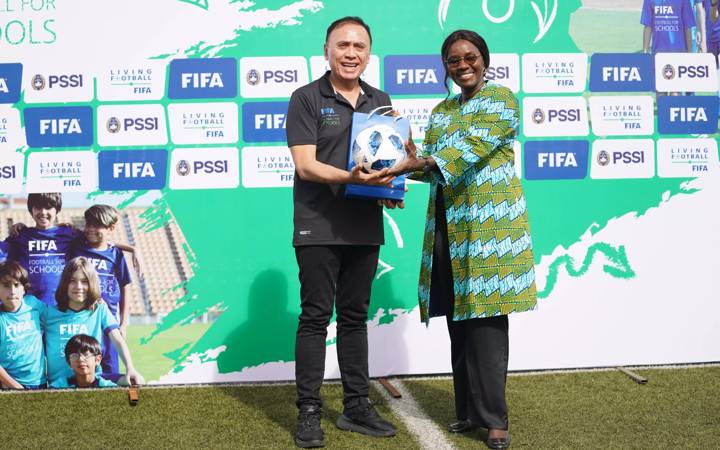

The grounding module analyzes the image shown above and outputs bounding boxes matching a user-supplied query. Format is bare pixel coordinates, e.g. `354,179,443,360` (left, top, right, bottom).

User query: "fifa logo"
107,117,121,133
532,108,545,124
247,70,260,86
32,74,46,91
662,64,675,80
597,150,610,166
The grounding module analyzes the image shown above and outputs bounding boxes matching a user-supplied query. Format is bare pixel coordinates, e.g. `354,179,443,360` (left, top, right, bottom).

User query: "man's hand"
350,165,395,186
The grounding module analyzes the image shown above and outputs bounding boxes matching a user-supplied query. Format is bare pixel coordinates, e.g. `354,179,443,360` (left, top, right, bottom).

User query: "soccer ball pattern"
351,124,406,172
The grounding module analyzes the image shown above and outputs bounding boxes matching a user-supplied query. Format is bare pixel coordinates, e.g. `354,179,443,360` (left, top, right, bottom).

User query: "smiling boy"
53,334,116,388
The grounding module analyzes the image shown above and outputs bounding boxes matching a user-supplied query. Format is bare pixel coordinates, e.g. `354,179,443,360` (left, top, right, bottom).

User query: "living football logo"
32,74,46,91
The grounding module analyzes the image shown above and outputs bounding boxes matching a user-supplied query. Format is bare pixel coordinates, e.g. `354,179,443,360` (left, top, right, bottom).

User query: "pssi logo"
662,64,675,80
658,96,719,134
168,57,237,99
524,140,589,180
32,74,45,90
246,70,299,85
33,74,84,89
169,147,239,190
242,101,289,143
384,55,446,94
0,63,23,104
0,165,17,179
247,69,260,86
24,106,94,148
107,117,159,132
597,150,610,166
98,149,167,191
532,108,545,124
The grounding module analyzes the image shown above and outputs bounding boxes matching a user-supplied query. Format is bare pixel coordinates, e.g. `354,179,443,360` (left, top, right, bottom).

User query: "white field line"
372,379,455,450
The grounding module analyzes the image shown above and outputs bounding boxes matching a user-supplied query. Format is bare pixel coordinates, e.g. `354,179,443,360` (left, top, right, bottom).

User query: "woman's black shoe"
485,435,510,449
448,420,475,433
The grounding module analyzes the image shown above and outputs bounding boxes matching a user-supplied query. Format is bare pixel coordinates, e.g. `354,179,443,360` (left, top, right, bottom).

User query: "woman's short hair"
55,257,101,312
440,29,491,95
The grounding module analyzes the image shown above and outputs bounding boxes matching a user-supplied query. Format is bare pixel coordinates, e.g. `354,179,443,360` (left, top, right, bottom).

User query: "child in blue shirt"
8,193,82,306
0,261,47,389
52,334,117,388
45,257,143,388
8,193,141,307
71,205,132,378
642,0,697,53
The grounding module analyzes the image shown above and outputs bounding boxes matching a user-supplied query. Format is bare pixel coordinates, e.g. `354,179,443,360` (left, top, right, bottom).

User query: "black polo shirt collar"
319,71,373,107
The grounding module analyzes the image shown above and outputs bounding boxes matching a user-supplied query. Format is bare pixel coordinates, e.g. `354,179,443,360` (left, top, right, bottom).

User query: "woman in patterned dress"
388,30,537,450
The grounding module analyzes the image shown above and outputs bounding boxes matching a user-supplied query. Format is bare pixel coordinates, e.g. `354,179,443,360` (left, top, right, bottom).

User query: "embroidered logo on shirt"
319,107,340,127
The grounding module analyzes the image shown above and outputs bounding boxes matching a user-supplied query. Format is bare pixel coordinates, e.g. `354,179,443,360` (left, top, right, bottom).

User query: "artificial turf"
0,383,414,450
403,366,720,449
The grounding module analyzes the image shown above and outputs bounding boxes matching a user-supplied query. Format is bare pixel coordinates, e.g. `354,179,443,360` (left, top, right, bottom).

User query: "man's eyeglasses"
69,352,97,362
445,54,482,67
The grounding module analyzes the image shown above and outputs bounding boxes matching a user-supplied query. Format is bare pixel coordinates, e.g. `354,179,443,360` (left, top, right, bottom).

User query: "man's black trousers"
294,245,379,409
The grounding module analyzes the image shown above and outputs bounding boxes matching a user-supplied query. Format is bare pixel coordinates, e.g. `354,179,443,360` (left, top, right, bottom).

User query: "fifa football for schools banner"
0,0,718,386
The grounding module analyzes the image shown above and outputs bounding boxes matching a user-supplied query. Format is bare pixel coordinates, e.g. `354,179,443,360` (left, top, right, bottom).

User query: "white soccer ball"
351,124,406,172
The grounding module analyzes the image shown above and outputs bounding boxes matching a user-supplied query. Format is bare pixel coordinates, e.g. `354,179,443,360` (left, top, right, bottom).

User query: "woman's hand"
389,138,422,176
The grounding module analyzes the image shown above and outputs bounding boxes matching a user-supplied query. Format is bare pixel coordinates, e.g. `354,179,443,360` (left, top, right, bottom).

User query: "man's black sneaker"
336,398,396,437
295,405,324,448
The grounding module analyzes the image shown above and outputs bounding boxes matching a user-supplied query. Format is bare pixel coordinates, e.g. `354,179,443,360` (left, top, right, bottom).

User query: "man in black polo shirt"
286,16,398,448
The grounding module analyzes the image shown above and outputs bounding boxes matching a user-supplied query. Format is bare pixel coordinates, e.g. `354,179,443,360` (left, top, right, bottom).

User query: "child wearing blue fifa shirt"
8,193,82,306
53,334,117,388
8,193,141,308
0,261,47,389
642,0,697,53
71,205,131,378
45,257,143,388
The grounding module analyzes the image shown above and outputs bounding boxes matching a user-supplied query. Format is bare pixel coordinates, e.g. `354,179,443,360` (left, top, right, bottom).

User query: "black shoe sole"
336,415,396,437
294,437,324,448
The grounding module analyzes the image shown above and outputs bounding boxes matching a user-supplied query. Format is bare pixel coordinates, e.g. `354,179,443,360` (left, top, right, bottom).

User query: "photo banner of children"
0,194,144,389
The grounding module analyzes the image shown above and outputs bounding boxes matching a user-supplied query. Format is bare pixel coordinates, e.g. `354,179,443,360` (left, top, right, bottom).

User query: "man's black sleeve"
286,89,317,147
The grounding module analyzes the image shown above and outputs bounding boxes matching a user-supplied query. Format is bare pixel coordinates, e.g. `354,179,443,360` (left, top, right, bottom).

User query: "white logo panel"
309,55,380,88
0,106,26,150
23,66,94,103
0,152,24,194
242,146,295,188
590,139,655,179
589,95,654,136
391,98,442,141
522,53,587,93
655,53,719,92
522,96,589,137
657,138,719,178
240,57,309,98
168,102,238,145
96,62,167,101
169,147,239,190
97,104,167,147
26,151,97,193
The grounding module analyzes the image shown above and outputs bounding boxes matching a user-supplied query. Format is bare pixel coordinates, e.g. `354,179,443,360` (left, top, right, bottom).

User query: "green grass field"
126,323,210,382
1,367,717,449
570,8,642,54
